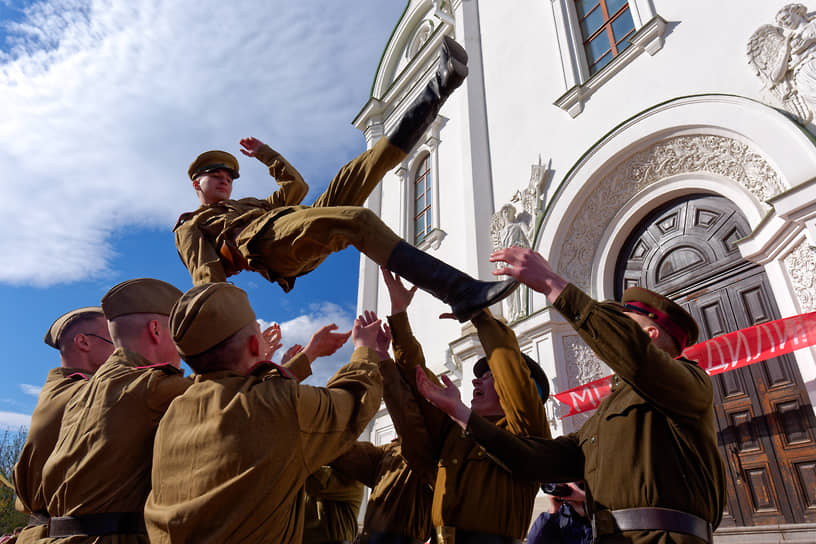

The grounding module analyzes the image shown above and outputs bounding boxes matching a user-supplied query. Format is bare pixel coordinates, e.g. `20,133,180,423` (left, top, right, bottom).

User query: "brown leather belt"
592,507,712,542
366,532,425,544
49,512,146,537
435,526,522,544
28,511,49,526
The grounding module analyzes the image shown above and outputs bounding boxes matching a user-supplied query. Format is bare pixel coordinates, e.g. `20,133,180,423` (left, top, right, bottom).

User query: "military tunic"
389,310,550,539
466,283,726,543
12,368,90,544
175,139,405,290
40,349,191,544
302,466,364,544
143,348,383,544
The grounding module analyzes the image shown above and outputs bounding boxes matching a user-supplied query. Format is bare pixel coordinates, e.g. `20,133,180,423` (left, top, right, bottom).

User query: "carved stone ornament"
747,3,816,123
562,335,608,389
558,134,785,290
784,237,816,312
488,157,552,321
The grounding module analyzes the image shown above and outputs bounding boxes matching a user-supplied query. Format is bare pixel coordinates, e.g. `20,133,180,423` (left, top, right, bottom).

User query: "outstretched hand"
239,136,265,157
358,310,392,360
280,344,303,364
381,267,417,315
261,323,282,361
416,367,471,429
303,324,351,362
489,246,567,302
352,314,384,351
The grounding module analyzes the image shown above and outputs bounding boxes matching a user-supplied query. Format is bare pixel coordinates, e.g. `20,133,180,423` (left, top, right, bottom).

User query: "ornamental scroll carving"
562,335,608,389
784,238,816,312
557,134,785,290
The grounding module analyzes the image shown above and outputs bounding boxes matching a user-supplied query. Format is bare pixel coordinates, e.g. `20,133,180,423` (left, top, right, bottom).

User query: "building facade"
353,1,816,540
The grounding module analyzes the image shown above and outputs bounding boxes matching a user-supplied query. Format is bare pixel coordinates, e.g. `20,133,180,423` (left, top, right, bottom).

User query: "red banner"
553,311,816,418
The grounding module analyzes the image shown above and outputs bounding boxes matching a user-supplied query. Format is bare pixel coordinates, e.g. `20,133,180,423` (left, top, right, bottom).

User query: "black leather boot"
385,241,518,322
386,36,468,153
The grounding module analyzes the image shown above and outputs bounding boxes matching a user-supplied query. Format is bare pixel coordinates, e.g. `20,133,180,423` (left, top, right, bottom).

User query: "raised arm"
472,310,549,438
174,220,228,285
240,137,308,206
331,441,386,489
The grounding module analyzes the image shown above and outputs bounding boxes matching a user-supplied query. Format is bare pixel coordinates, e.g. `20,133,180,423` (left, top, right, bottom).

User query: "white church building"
353,1,816,540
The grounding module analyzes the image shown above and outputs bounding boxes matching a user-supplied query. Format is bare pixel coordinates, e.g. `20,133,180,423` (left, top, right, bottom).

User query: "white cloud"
0,410,31,430
19,384,41,397
258,301,358,386
0,0,400,286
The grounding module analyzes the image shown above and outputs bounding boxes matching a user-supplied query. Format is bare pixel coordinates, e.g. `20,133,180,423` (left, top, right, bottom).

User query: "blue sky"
0,0,407,428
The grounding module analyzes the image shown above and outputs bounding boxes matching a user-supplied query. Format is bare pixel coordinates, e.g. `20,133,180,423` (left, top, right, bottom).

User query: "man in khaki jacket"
383,269,551,543
13,308,114,543
417,247,726,544
41,278,190,543
144,283,384,543
175,37,516,323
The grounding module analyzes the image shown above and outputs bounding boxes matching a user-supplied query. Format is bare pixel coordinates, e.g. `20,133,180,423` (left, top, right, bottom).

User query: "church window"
413,154,433,244
576,0,635,74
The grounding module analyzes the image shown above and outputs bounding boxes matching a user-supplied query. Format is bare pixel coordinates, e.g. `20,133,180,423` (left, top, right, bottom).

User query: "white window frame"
550,0,667,117
397,116,446,250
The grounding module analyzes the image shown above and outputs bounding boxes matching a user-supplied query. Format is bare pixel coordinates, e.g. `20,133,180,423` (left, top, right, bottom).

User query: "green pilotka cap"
101,278,183,320
171,283,257,357
44,307,105,349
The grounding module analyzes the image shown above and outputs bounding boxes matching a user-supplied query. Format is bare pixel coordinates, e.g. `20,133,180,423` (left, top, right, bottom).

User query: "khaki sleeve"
295,348,383,473
254,145,309,206
553,283,714,421
174,221,227,285
282,352,312,383
387,312,451,456
472,310,549,438
147,374,192,414
306,466,365,504
379,359,438,474
330,441,385,489
467,412,584,483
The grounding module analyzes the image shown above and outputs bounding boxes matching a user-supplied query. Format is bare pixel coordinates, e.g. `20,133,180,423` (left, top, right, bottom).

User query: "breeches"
252,206,401,279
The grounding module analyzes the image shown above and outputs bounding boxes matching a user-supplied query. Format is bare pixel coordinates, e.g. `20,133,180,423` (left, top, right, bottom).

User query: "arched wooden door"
615,194,816,527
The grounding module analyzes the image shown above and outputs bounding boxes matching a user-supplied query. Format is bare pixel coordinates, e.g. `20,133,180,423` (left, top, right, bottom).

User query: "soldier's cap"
188,150,240,181
621,286,699,351
101,278,183,321
474,354,550,400
170,283,257,357
44,307,105,349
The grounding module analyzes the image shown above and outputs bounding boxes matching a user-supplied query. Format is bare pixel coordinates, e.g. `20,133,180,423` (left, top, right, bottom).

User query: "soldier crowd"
5,37,725,544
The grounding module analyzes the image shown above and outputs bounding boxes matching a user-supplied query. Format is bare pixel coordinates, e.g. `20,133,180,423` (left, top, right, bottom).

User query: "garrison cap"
101,278,183,321
44,307,105,349
188,150,240,181
621,286,699,351
474,353,550,400
170,283,257,357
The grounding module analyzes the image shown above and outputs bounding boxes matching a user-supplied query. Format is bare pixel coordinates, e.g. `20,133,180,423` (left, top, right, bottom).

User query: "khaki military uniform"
12,368,90,543
302,466,364,544
332,440,433,543
175,139,405,290
389,310,550,540
40,349,191,544
466,284,727,543
143,348,383,544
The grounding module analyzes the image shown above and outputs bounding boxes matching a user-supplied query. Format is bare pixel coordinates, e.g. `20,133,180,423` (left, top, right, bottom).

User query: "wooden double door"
615,194,816,526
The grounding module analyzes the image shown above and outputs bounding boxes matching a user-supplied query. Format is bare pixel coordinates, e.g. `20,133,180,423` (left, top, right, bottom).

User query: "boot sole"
452,280,520,322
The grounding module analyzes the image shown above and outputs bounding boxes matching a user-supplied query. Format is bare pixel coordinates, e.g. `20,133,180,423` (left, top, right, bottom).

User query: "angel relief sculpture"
489,158,551,322
748,3,816,123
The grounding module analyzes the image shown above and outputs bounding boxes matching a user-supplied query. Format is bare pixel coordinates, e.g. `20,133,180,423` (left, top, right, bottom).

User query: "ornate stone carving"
558,134,784,289
406,19,435,60
784,238,816,312
489,157,552,321
562,335,608,389
748,4,816,123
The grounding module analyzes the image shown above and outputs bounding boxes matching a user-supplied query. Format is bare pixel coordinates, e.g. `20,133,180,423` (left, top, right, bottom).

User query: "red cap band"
624,301,688,351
